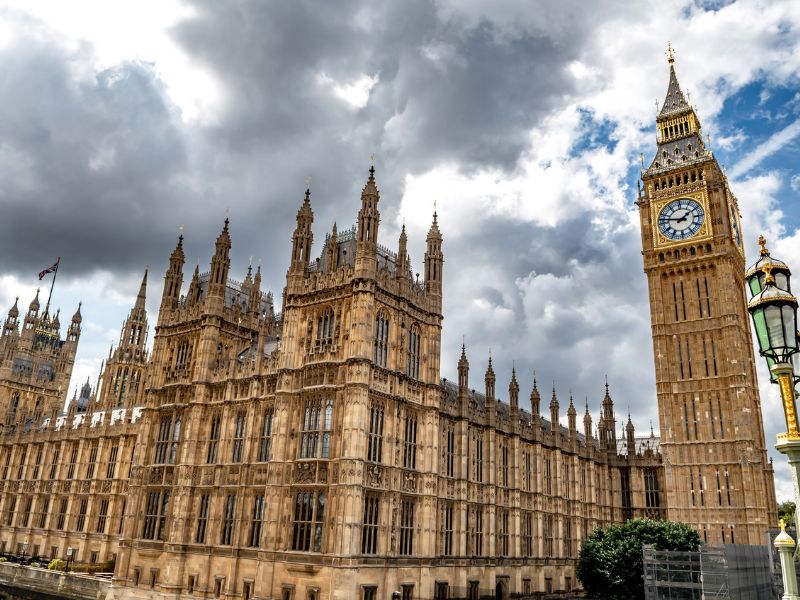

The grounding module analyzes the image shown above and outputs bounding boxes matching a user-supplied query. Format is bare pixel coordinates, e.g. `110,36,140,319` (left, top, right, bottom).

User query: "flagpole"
44,257,60,318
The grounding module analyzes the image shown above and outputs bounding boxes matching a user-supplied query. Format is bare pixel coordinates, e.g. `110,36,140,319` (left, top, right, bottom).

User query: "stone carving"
295,462,315,484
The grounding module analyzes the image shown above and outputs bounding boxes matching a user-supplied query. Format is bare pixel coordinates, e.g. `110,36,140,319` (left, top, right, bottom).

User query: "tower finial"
758,234,769,256
666,41,675,64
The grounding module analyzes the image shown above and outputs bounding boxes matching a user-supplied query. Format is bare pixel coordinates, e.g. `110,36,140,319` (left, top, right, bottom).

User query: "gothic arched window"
300,398,333,459
316,307,335,344
374,312,389,368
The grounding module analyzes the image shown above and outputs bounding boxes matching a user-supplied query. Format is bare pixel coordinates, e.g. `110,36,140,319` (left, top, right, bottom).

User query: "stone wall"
0,562,108,600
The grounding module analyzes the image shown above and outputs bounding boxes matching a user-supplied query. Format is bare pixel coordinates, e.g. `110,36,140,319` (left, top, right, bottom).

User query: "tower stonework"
637,52,777,544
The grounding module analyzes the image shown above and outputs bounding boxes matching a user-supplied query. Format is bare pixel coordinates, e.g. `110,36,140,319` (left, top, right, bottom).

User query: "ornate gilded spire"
758,234,770,256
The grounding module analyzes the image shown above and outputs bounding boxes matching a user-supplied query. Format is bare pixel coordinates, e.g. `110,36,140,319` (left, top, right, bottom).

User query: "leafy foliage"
577,518,700,600
47,558,66,570
778,501,795,525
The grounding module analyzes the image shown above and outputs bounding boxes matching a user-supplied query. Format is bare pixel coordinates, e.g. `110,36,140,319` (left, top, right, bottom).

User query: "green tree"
577,518,700,600
778,501,795,525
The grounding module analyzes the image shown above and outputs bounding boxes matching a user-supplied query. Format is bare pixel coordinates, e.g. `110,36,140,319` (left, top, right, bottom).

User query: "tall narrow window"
522,512,533,556
565,518,573,557
373,313,389,368
441,502,454,556
155,416,180,465
523,451,532,492
698,470,705,506
367,402,384,463
680,281,687,320
142,491,170,541
445,422,455,477
1,450,10,480
672,283,679,321
500,442,509,487
32,445,42,480
258,409,274,462
399,499,414,556
16,446,27,479
249,495,264,547
361,495,379,554
20,496,31,527
292,491,325,552
195,495,210,544
686,339,693,378
473,434,483,483
56,498,68,530
220,494,236,545
468,507,483,556
317,308,335,343
232,411,246,463
544,515,554,557
645,468,661,509
696,279,704,318
37,497,50,528
704,277,712,316
545,456,552,495
711,341,719,375
703,339,710,377
403,413,417,469
300,398,333,459
4,497,15,526
407,327,420,379
96,498,109,533
86,444,98,479
683,400,690,439
716,471,722,506
690,472,696,506
690,396,698,440
207,415,221,464
497,509,509,556
76,498,88,532
718,398,724,438
66,444,78,479
677,339,685,379
106,444,119,479
709,399,716,439
725,470,732,505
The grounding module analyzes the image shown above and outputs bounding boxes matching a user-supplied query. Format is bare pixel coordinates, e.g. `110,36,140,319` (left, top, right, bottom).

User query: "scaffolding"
642,544,775,600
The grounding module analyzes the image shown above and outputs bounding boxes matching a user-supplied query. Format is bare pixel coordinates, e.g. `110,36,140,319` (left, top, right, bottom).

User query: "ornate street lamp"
746,236,800,599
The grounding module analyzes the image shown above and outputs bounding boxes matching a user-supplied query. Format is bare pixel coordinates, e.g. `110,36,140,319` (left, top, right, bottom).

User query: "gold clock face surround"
650,191,712,248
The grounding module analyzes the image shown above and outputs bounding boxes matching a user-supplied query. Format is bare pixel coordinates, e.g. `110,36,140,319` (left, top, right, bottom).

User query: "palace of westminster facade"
0,56,779,599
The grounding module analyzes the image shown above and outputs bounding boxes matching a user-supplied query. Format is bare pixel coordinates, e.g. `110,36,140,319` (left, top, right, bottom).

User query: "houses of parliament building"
0,54,779,599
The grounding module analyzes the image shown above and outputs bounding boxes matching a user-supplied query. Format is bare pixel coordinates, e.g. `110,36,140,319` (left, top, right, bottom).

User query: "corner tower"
637,46,776,543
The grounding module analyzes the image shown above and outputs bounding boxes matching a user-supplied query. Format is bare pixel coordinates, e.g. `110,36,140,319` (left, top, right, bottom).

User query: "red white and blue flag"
38,259,59,280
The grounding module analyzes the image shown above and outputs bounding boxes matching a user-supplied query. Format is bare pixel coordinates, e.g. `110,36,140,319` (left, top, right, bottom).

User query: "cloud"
3,0,800,496
729,118,800,178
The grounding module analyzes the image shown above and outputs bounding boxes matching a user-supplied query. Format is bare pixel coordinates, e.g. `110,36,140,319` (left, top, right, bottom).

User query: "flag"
38,260,59,280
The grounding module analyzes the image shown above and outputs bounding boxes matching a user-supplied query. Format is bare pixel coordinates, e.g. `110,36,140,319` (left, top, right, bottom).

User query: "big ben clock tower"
638,46,777,544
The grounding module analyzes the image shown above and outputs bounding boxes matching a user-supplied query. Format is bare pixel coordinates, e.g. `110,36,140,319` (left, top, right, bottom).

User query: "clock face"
658,199,705,240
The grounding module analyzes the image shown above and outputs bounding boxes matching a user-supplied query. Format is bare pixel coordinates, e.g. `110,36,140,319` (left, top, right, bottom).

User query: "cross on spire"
666,41,675,64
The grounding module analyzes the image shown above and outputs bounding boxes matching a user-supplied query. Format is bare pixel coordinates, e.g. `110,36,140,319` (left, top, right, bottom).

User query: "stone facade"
636,52,777,545
0,56,775,600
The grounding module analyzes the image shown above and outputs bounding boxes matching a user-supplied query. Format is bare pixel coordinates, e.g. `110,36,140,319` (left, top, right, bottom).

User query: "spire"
356,165,381,263
425,210,443,299
567,394,577,433
67,302,81,342
250,265,262,316
186,264,201,306
484,354,496,404
161,233,185,310
208,218,232,301
626,412,636,454
28,289,40,315
583,398,593,440
135,269,148,312
509,366,519,411
290,188,314,274
659,42,690,118
71,302,82,324
7,297,19,320
550,387,559,433
457,341,469,392
325,222,338,272
397,224,409,279
530,373,541,418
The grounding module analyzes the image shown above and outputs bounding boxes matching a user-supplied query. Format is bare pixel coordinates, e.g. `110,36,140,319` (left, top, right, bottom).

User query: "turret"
355,166,380,275
207,219,231,304
290,189,314,275
509,366,519,412
424,211,443,301
250,265,262,317
397,224,410,280
325,222,338,272
601,379,617,449
120,270,148,350
626,413,636,455
186,264,201,307
530,374,540,420
25,289,41,331
550,388,559,434
161,234,185,311
583,400,593,441
457,343,469,400
567,395,577,435
484,356,496,420
3,297,19,336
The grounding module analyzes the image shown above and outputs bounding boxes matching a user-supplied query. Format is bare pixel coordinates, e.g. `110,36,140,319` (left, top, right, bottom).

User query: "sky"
1,0,800,500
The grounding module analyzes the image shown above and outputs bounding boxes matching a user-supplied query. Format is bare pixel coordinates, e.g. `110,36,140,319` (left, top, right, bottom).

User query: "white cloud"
729,119,800,178
317,72,379,109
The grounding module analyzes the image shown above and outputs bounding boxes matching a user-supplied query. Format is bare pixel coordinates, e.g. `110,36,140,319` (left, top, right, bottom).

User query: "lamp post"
746,237,800,599
65,547,73,573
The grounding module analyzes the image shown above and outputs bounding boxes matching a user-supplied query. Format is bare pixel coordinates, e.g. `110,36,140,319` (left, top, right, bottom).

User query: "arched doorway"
495,581,505,600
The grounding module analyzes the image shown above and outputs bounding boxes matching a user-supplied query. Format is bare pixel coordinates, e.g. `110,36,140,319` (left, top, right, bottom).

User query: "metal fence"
642,543,775,600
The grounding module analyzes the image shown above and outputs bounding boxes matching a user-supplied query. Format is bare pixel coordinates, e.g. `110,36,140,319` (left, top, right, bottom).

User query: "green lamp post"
746,236,800,600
